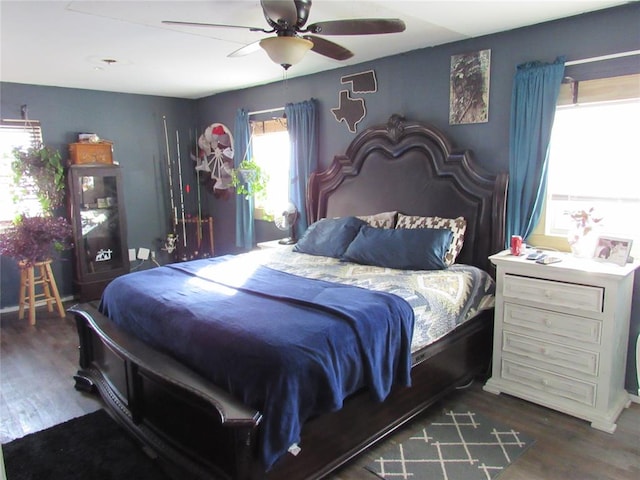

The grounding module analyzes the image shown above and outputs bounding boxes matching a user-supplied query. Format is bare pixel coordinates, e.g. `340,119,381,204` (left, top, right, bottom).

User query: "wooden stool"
18,259,65,325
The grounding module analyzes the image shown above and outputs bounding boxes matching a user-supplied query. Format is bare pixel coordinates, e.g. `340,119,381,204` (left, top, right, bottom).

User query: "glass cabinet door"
77,172,125,274
68,164,128,301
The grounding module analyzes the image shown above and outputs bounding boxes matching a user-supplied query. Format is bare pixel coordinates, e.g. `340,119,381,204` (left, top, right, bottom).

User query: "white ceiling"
0,1,629,99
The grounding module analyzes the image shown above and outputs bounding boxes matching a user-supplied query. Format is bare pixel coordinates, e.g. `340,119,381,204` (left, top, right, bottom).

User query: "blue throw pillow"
293,216,368,258
342,226,452,270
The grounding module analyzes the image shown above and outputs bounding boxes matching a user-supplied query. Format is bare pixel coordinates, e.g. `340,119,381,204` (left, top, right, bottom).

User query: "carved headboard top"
306,114,508,273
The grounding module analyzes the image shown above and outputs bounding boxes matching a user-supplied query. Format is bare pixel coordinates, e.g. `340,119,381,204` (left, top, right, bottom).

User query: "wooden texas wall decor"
331,70,377,133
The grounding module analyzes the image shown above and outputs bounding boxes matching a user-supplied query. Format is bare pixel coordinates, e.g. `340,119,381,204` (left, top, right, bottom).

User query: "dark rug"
365,408,534,480
2,410,172,480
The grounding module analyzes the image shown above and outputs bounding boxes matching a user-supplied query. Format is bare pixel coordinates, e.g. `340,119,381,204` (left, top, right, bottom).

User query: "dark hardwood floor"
0,302,102,445
1,303,638,479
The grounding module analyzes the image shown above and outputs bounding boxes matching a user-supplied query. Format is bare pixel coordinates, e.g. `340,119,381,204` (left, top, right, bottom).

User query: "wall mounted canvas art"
449,49,491,125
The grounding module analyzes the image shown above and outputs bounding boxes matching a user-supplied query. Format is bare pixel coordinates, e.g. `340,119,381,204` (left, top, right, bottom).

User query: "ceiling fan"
162,0,406,69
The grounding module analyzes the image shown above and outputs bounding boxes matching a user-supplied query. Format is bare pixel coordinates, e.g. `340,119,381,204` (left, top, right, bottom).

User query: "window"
530,74,640,257
0,119,43,225
250,118,290,219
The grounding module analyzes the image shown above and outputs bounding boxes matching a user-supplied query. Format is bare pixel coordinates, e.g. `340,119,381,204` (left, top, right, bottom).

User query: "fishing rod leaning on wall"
161,115,214,263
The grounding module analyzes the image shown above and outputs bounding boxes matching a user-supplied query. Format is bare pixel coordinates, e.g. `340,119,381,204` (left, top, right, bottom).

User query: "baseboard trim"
0,295,75,314
629,393,640,404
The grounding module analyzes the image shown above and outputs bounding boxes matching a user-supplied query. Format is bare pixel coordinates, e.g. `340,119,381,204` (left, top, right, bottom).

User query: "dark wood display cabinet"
68,164,129,301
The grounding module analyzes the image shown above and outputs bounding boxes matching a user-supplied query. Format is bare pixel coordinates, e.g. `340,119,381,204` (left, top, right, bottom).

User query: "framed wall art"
449,49,491,125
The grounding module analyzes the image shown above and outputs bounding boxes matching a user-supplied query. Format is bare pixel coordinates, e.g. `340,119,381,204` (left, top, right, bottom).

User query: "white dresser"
483,250,638,433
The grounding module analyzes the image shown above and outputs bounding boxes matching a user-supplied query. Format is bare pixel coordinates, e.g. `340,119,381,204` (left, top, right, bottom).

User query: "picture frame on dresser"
594,235,632,266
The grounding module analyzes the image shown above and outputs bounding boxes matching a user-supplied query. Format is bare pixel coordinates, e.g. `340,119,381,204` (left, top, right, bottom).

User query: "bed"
70,114,508,480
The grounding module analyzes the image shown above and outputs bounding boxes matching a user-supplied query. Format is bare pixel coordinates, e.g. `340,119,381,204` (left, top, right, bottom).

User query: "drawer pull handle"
544,318,552,327
544,290,552,298
542,379,550,386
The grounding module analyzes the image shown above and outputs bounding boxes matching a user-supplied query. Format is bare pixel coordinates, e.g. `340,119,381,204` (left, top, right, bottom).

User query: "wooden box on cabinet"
67,164,128,301
69,142,113,165
484,250,638,433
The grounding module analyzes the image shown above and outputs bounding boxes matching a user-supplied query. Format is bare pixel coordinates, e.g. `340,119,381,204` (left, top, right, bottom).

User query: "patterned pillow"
395,214,467,266
356,211,397,229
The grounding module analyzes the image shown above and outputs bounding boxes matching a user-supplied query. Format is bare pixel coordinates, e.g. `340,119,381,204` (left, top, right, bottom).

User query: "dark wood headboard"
307,114,508,273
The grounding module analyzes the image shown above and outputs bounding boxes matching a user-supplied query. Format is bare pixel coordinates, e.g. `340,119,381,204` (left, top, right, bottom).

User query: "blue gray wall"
1,3,638,393
0,85,196,307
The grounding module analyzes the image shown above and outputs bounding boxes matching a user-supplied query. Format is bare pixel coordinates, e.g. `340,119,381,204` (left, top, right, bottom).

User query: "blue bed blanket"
99,255,414,470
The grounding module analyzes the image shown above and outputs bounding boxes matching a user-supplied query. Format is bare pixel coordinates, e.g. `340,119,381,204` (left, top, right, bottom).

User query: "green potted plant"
231,158,269,200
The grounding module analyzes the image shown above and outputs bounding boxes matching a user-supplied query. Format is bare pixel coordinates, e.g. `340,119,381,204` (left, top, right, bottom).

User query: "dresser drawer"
503,331,599,376
504,303,602,346
501,359,597,407
503,274,604,314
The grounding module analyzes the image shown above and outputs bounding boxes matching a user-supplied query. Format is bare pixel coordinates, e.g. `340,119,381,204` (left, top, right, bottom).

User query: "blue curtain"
234,108,254,250
506,57,565,246
285,99,318,236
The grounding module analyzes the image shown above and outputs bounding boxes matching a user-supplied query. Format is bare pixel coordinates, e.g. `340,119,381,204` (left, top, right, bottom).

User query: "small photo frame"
593,236,633,266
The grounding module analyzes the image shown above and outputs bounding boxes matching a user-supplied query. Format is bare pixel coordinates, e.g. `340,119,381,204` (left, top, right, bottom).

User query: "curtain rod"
565,49,640,66
248,106,285,116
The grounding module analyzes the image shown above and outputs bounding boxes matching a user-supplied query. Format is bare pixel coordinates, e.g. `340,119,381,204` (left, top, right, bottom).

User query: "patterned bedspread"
253,247,496,352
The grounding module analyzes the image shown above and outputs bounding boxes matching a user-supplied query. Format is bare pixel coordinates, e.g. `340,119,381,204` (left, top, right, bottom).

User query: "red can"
510,235,523,256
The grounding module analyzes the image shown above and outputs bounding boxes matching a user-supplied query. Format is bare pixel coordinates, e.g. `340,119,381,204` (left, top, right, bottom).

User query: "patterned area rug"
365,408,534,479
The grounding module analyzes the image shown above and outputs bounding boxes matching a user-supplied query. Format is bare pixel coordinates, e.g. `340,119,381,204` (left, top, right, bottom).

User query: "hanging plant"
231,158,269,200
11,144,65,214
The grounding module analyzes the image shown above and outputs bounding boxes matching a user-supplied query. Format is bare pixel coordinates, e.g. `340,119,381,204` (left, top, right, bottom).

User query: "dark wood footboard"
267,312,493,480
71,303,261,480
70,302,492,480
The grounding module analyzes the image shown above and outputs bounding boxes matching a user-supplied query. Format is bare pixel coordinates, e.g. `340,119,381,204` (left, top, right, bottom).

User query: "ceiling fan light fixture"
259,36,313,70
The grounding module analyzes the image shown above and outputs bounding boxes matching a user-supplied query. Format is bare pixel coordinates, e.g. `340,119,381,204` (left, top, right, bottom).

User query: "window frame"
529,73,640,253
249,117,289,221
0,119,44,228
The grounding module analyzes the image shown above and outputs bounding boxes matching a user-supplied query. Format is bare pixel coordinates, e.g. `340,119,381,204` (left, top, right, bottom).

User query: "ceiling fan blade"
162,20,267,32
307,18,406,36
303,35,353,61
260,0,298,27
228,41,263,58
